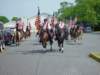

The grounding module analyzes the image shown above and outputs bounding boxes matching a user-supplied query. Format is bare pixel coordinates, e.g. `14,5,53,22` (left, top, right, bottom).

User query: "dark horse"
24,26,31,39
0,31,5,52
70,26,83,43
39,28,54,51
55,24,66,52
15,30,20,46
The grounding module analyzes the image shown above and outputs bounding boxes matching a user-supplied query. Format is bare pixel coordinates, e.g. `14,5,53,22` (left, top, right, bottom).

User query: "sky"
0,0,75,19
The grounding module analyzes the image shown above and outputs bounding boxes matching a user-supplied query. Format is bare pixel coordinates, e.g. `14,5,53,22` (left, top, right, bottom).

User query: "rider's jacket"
59,21,65,30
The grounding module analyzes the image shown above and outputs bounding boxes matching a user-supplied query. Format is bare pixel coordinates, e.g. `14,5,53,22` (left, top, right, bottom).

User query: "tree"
12,17,18,21
0,16,9,23
60,1,68,8
57,1,74,22
57,0,100,26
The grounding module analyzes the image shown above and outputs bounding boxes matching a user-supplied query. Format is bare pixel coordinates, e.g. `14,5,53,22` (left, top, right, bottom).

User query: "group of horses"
36,23,83,53
14,26,31,46
0,26,31,53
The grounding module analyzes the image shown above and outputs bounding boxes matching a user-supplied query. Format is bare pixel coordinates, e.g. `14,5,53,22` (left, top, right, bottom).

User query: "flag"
68,17,76,28
74,16,78,23
16,18,24,30
29,22,31,30
35,7,41,31
51,12,58,26
68,17,73,28
50,12,55,27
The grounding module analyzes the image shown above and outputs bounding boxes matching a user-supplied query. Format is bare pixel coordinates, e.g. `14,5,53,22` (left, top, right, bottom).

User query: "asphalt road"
0,32,100,75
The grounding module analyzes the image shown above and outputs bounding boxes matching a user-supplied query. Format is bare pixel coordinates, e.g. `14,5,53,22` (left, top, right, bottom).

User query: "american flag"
16,19,24,30
68,17,77,28
50,13,58,27
35,7,41,31
51,13,54,26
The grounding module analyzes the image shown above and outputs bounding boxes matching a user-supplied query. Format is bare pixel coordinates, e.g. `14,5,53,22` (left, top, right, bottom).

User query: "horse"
64,25,69,40
15,31,21,46
4,32,12,46
70,27,77,42
0,31,5,52
25,26,31,39
39,28,54,51
70,26,83,43
19,30,25,41
41,30,49,48
76,26,84,43
55,24,66,52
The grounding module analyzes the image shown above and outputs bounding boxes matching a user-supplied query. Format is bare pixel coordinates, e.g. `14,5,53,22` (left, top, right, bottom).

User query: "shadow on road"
90,32,100,35
33,42,41,45
65,40,83,45
16,49,57,55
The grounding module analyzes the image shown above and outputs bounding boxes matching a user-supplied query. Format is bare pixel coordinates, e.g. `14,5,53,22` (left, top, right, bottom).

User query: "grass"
89,52,100,62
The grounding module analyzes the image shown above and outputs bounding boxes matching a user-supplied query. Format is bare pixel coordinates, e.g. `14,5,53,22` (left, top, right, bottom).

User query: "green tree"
57,0,100,26
12,17,18,21
0,16,9,23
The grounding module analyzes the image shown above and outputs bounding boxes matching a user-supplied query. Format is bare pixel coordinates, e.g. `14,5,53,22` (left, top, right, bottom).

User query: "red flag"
68,17,76,28
35,7,41,31
50,13,58,27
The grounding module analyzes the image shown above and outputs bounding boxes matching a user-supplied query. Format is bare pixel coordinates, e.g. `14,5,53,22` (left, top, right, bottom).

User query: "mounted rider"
39,18,55,42
16,18,24,32
39,18,48,42
59,21,68,34
59,21,65,30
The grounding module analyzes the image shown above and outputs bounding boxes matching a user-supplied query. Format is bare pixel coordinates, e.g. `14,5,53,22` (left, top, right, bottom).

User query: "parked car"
4,28,15,45
0,22,5,52
84,26,92,33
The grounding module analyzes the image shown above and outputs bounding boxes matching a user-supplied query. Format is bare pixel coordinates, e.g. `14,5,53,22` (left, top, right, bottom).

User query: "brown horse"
20,30,25,41
42,31,49,48
77,27,83,42
70,26,83,43
0,31,5,52
25,30,31,39
40,29,54,51
15,31,21,46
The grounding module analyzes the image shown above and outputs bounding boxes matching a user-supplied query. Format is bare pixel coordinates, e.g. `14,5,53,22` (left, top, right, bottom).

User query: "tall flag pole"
74,16,78,25
68,16,73,28
51,12,55,27
35,6,41,32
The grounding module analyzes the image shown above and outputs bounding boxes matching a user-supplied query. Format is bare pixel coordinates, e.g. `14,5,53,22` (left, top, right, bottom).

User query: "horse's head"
43,31,48,42
41,31,49,48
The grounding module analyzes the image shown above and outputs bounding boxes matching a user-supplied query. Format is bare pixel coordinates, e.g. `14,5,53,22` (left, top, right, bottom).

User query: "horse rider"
54,21,65,40
39,18,55,42
26,25,31,37
26,25,29,32
59,21,68,34
39,18,48,42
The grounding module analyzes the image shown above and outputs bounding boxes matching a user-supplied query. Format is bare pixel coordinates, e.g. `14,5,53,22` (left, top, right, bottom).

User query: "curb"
89,52,100,62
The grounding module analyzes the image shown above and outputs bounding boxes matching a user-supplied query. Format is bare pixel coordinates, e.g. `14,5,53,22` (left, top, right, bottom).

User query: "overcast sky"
0,0,75,19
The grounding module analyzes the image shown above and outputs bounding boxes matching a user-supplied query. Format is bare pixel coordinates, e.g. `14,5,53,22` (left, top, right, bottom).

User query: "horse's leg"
42,40,46,48
58,41,61,52
0,42,3,52
50,40,53,51
0,45,3,52
2,42,5,50
61,43,64,53
16,35,20,46
74,37,76,44
78,32,82,44
42,42,47,51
